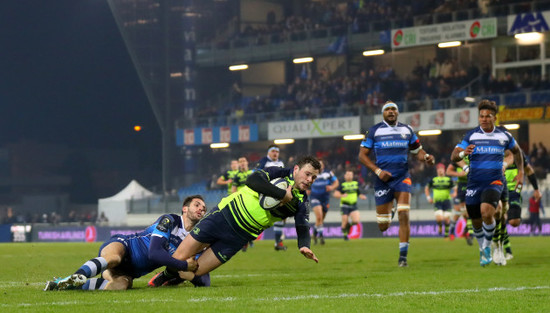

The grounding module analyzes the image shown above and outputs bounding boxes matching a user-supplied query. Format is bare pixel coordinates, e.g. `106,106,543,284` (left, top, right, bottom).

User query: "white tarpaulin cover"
98,180,154,226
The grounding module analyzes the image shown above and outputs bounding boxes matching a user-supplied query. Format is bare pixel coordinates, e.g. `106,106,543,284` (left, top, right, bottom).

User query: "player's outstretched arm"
246,170,287,200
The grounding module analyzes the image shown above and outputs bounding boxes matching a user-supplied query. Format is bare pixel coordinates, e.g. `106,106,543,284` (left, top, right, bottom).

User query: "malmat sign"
268,117,360,140
391,18,497,49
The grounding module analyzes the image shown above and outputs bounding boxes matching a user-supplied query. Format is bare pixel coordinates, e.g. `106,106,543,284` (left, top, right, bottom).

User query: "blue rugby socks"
80,278,108,290
399,242,409,260
75,257,108,278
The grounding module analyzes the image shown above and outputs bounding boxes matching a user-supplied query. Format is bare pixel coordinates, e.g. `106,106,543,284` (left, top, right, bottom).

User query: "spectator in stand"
97,212,109,226
4,207,17,224
528,193,545,236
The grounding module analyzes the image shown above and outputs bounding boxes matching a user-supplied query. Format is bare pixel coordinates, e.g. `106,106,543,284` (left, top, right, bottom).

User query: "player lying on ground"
44,195,208,290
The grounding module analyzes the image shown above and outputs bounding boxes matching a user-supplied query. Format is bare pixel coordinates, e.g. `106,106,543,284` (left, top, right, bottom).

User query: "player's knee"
378,223,389,231
105,277,131,290
397,205,410,221
397,204,410,213
108,255,123,268
376,213,391,231
508,218,521,227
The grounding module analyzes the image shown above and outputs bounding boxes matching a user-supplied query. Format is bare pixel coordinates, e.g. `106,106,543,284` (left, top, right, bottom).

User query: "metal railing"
197,0,550,63
179,88,550,129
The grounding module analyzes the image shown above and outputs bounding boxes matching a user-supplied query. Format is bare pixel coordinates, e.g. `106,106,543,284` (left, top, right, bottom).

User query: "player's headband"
268,147,279,153
381,102,398,113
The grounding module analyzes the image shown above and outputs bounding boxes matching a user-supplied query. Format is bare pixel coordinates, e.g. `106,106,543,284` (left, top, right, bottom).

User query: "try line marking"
0,285,548,307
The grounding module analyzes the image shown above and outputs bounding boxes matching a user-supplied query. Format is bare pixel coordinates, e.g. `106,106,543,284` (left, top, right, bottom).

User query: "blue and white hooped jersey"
456,126,516,184
255,156,284,170
125,214,189,274
360,121,421,180
310,170,337,200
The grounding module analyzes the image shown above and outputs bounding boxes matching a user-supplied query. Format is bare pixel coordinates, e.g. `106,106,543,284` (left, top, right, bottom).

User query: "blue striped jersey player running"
359,101,435,267
451,99,524,267
310,160,339,244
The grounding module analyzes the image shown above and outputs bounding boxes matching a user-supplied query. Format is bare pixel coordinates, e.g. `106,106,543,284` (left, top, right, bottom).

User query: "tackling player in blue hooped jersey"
451,99,524,267
359,101,435,267
44,195,207,291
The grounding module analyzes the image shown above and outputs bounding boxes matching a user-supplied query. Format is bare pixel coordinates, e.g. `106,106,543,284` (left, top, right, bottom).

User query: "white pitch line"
0,274,291,288
0,286,548,308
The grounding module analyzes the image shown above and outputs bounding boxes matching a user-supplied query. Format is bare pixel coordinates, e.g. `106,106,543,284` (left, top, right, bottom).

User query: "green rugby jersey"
505,150,528,191
219,167,310,241
219,169,239,195
337,180,362,205
452,156,469,184
233,169,253,191
427,176,454,202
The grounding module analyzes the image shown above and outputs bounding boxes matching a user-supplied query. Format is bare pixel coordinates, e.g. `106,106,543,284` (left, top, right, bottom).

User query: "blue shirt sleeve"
152,214,174,240
360,126,375,149
329,172,337,184
505,131,517,150
456,131,471,150
148,236,189,271
294,194,312,248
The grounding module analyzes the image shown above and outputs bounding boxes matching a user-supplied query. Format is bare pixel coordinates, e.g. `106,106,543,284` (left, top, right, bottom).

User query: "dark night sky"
0,0,159,151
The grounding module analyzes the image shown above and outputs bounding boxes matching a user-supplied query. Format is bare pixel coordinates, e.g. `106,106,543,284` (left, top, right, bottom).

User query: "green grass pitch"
1,237,549,312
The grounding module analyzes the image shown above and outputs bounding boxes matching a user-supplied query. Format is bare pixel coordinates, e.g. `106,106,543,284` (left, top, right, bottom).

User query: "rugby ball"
259,178,289,210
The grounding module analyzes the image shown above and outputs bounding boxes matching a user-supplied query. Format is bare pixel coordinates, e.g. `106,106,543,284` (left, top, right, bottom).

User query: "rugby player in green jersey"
333,170,366,240
232,156,254,193
492,148,541,264
150,156,321,287
425,163,455,239
216,159,239,195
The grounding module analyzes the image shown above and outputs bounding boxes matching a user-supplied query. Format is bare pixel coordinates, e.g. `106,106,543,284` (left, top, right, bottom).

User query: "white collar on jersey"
383,120,398,128
480,125,496,135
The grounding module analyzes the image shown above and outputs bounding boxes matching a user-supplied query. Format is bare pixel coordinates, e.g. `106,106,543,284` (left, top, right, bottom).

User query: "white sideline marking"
0,286,548,307
0,274,290,288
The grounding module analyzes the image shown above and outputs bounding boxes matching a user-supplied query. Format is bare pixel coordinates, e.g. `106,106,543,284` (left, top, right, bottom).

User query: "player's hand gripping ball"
259,178,288,210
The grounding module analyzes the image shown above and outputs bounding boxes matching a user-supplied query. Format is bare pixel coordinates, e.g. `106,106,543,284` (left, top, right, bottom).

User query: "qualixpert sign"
268,117,360,140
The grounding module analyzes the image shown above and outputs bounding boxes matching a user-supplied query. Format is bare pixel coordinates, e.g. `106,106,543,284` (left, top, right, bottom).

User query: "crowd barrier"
1,220,547,243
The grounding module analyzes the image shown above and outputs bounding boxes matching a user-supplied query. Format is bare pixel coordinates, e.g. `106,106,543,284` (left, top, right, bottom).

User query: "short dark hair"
295,155,321,171
182,195,204,208
478,99,497,115
268,144,279,150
